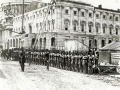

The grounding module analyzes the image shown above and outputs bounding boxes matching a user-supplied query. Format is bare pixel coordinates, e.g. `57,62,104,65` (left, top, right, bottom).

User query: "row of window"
14,20,55,32
65,9,119,21
89,39,113,48
15,8,55,22
65,22,119,35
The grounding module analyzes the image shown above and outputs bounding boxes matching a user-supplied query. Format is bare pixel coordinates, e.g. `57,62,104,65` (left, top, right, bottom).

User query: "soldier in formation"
1,48,99,74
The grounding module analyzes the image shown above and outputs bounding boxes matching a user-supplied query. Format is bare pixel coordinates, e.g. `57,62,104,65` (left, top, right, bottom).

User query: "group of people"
0,48,99,74
1,47,26,72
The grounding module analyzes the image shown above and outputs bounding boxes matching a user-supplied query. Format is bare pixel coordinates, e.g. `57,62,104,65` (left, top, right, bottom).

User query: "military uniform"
19,47,26,72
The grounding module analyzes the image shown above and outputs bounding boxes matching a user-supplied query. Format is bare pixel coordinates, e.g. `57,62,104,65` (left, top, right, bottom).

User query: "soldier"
60,51,64,69
65,51,68,70
67,51,71,70
19,47,26,72
45,49,50,70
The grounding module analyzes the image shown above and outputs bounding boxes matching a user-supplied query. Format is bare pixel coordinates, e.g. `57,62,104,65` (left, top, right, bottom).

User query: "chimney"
98,4,102,9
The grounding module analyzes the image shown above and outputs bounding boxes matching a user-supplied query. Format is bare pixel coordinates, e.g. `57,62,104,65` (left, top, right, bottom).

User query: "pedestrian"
19,47,26,72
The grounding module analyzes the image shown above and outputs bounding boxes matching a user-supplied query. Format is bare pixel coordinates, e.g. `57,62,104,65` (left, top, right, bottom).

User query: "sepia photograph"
0,0,120,90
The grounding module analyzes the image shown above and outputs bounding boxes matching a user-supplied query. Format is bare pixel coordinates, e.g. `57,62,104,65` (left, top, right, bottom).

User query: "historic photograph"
0,0,120,90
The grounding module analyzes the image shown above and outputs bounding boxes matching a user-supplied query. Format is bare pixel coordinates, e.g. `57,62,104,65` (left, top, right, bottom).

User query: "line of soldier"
1,48,99,74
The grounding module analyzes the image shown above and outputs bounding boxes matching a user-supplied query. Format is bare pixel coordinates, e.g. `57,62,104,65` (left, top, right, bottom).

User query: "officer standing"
19,47,26,72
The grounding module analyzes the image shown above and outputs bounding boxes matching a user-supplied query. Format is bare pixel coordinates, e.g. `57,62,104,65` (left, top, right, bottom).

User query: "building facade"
4,0,120,50
0,0,34,49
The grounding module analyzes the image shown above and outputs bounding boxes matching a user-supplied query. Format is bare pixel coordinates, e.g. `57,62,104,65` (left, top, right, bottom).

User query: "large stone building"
0,0,35,49
3,0,120,50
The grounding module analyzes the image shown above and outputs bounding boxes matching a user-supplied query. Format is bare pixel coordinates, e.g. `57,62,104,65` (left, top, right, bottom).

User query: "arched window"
89,40,92,49
81,21,86,32
7,40,9,49
13,39,15,47
64,19,70,30
39,38,42,49
95,22,100,33
88,22,93,33
32,38,35,46
81,24,84,32
108,40,112,44
101,40,105,47
115,25,119,35
73,20,78,31
51,37,55,47
43,37,46,49
102,23,107,33
29,24,32,33
94,39,97,48
109,24,113,35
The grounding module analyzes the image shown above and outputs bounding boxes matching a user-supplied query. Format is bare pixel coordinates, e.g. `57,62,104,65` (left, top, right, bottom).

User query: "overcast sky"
0,0,120,10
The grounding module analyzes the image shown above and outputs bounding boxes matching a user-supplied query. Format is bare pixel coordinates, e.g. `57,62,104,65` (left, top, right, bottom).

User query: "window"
94,39,97,48
96,26,99,33
74,11,77,15
81,12,84,17
81,24,84,32
89,40,92,49
51,37,55,46
32,38,35,46
39,38,42,49
109,16,112,20
101,40,105,47
103,15,106,19
73,23,77,31
29,25,32,33
116,17,118,21
108,40,112,44
89,13,92,17
96,14,99,18
65,22,69,30
89,25,92,33
43,38,46,49
48,11,50,14
109,27,112,35
65,9,69,14
103,27,105,33
116,28,118,35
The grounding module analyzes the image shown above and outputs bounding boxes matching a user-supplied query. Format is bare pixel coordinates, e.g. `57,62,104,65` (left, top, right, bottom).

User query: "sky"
40,0,120,10
0,0,120,10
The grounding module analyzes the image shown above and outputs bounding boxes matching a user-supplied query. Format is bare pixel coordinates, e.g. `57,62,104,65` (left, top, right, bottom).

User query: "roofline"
64,0,92,6
95,7,120,13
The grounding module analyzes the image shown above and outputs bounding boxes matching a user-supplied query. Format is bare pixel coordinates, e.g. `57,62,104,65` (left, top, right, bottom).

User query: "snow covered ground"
0,57,120,90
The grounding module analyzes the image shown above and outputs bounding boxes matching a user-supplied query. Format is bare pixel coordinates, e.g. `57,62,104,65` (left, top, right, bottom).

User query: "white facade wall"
10,1,120,50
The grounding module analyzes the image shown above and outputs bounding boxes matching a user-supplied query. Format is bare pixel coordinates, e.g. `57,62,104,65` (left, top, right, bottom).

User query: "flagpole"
22,0,24,33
